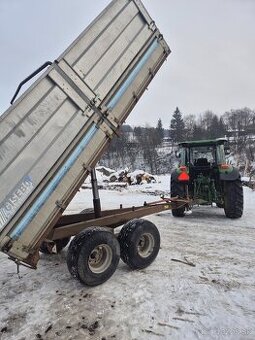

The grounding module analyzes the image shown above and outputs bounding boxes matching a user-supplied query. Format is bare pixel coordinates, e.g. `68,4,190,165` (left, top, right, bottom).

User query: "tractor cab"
171,138,243,218
178,138,227,171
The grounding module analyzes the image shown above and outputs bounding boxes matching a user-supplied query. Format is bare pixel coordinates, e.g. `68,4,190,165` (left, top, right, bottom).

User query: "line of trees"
102,120,168,174
100,107,255,174
170,107,255,169
170,107,255,143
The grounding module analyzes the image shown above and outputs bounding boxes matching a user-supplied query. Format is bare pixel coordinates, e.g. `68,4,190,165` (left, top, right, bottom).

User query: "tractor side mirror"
224,148,231,155
175,151,181,158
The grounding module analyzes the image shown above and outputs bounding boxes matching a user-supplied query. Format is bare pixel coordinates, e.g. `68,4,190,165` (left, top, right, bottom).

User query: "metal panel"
0,86,67,178
62,0,129,66
0,0,170,265
74,2,140,81
106,39,166,122
0,77,54,141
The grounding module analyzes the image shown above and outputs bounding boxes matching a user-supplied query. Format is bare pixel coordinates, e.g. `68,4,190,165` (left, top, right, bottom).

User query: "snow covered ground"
0,176,254,340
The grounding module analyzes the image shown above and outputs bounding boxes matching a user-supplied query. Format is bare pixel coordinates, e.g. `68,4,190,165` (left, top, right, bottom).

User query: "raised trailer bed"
0,0,171,286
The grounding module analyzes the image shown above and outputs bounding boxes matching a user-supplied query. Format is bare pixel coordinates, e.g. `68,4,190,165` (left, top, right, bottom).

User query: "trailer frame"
48,169,188,238
7,170,189,286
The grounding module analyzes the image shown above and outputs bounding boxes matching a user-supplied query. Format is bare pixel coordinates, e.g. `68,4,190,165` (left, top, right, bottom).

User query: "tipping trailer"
0,0,177,286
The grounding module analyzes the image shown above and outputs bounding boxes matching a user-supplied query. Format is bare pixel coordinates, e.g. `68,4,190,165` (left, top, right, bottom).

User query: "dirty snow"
0,176,254,340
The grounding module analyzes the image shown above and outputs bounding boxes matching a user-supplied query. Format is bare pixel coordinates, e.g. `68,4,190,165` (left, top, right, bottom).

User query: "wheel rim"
88,244,113,274
137,233,155,258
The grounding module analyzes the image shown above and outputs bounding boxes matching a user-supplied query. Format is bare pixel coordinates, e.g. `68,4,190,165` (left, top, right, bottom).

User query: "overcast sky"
0,0,254,128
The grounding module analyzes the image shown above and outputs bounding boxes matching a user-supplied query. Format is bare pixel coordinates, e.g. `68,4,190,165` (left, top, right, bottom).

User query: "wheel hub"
88,244,112,274
137,233,154,258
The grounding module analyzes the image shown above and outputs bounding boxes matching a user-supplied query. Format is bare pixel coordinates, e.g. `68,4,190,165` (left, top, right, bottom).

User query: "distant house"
161,137,172,147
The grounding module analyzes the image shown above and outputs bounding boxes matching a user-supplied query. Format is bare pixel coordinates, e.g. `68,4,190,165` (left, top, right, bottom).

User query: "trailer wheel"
118,219,160,270
40,237,71,254
67,227,120,286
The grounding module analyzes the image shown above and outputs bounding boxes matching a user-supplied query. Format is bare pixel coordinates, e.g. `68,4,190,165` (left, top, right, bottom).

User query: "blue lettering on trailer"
0,176,34,232
10,124,98,240
106,39,158,110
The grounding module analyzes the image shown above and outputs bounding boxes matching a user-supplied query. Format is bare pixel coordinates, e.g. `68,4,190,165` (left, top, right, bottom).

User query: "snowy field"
0,175,254,340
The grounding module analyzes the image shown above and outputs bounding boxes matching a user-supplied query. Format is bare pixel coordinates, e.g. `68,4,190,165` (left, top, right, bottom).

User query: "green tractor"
171,138,243,218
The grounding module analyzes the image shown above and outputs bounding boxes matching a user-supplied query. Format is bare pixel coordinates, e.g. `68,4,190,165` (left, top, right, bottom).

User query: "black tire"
67,227,120,286
170,179,185,217
224,179,243,218
118,219,160,270
40,237,71,254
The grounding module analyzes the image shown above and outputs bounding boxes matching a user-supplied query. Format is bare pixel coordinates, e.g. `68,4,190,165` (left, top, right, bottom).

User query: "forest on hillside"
100,107,255,176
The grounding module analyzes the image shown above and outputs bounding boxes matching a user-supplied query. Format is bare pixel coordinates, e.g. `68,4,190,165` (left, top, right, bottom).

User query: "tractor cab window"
189,146,216,166
216,144,226,164
178,148,187,165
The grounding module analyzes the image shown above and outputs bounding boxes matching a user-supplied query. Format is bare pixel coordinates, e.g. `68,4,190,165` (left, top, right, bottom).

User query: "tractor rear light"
178,165,189,181
178,172,189,181
220,164,230,170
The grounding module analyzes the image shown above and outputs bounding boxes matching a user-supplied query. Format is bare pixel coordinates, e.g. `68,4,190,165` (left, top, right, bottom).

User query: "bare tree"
184,114,196,140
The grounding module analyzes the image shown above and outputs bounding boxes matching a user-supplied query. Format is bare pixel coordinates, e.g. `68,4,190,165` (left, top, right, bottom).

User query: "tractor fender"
220,167,240,181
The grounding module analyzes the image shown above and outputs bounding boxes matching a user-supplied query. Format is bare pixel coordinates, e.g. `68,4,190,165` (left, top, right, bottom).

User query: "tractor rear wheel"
170,179,186,217
224,179,243,218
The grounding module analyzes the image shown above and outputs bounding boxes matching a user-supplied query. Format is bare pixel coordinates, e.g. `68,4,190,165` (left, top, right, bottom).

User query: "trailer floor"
0,177,254,340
